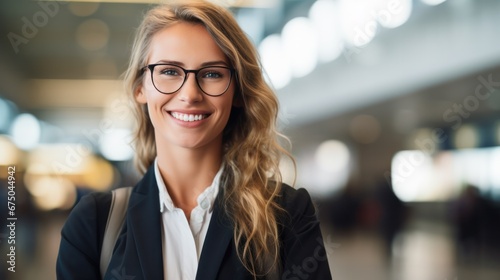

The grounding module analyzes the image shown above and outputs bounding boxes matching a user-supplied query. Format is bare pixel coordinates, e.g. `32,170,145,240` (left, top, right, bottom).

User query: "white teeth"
171,112,207,122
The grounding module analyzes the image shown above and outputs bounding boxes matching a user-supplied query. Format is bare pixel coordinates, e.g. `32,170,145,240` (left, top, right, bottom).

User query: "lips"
169,111,210,122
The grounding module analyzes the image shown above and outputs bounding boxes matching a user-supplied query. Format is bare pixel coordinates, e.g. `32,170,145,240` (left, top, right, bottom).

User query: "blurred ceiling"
1,0,499,150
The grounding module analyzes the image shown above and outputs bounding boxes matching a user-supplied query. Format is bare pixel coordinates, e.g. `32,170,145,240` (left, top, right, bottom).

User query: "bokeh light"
259,34,292,89
0,135,21,165
282,17,319,78
10,113,41,150
309,0,344,63
453,124,480,149
421,0,447,6
99,128,134,161
76,19,110,51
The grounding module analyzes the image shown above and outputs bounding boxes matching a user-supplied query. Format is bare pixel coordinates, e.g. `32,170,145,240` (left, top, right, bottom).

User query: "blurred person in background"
374,178,406,259
327,180,362,234
56,1,331,279
451,184,500,262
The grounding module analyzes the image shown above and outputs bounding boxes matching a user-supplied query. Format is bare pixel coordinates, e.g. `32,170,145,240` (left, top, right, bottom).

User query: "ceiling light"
259,34,291,89
282,17,318,78
421,0,447,6
309,0,344,63
10,113,41,150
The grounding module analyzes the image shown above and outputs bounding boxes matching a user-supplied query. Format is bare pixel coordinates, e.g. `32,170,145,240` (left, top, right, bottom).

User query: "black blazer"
56,166,332,279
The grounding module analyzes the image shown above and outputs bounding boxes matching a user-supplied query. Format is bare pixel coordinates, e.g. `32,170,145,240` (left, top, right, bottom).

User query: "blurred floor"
325,219,500,280
3,214,500,280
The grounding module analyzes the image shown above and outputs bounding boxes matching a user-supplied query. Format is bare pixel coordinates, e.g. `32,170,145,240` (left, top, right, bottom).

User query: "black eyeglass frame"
142,63,236,97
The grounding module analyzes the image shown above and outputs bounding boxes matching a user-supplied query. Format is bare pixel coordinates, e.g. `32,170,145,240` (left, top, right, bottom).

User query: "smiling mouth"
169,111,210,122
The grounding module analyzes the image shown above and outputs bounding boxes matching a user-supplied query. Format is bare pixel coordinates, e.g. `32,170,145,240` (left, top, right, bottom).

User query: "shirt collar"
154,158,223,213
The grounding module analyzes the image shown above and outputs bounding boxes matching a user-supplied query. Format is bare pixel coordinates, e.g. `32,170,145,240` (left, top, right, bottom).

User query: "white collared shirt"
154,159,223,280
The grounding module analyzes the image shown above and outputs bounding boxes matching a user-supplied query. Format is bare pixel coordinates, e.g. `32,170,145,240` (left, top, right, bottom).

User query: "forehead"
148,22,228,66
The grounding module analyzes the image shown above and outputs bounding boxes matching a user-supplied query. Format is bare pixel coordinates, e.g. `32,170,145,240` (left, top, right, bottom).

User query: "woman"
57,1,331,279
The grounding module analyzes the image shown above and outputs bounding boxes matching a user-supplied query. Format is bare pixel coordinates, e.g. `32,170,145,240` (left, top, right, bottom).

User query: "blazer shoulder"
279,183,316,216
57,191,113,279
61,191,112,256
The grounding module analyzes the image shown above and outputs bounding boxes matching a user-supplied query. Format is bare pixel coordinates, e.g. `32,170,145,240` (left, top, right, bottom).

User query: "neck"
156,140,223,217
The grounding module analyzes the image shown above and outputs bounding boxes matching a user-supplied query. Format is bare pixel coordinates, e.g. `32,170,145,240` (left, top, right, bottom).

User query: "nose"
177,73,203,103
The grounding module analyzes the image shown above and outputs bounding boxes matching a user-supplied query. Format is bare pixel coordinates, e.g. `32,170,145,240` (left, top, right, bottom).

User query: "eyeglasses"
143,63,235,97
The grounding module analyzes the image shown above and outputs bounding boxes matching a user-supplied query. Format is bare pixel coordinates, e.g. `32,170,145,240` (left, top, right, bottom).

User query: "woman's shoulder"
277,183,317,222
278,183,314,208
67,191,113,222
60,191,113,249
57,191,116,277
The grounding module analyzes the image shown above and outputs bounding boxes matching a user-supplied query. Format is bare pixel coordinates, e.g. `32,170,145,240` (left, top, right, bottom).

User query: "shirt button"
200,200,209,210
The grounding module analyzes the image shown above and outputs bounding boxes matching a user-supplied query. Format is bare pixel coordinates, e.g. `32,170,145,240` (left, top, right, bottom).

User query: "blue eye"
160,68,180,76
201,70,223,79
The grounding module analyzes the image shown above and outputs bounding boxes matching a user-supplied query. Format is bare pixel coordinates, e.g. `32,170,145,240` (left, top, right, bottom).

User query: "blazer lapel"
127,166,164,279
196,191,233,280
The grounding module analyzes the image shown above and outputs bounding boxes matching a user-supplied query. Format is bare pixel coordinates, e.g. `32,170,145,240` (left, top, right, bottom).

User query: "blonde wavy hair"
123,0,294,277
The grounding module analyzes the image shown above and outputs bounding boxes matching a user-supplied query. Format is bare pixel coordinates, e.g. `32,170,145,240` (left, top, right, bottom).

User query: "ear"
135,85,147,104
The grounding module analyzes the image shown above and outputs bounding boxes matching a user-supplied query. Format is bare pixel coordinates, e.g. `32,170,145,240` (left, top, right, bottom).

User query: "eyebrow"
153,60,229,67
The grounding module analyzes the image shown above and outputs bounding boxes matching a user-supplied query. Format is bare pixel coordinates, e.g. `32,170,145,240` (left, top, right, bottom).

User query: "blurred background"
1,0,500,279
